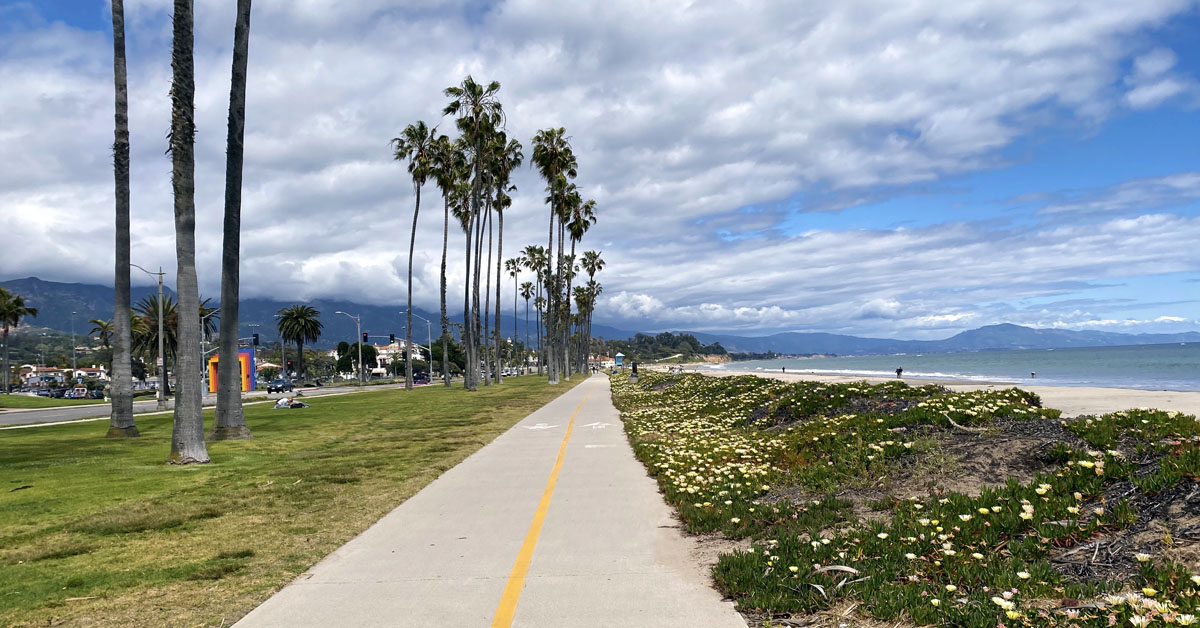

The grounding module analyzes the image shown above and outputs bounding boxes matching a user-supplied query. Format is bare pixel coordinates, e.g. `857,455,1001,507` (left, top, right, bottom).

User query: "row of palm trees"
393,77,607,393
101,4,607,463
104,0,253,462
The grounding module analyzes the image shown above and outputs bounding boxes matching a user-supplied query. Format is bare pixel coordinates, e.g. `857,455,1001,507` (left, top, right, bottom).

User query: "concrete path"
234,374,746,628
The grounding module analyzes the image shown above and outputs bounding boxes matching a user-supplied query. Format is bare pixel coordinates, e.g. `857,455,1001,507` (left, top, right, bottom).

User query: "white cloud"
0,0,1197,338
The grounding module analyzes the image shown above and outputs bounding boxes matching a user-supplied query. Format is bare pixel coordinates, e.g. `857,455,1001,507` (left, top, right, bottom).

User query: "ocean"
712,342,1200,392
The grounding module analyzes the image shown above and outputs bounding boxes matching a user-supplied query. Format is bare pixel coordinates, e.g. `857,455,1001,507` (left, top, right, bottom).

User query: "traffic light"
389,333,395,344
286,360,294,371
362,332,369,344
252,333,260,346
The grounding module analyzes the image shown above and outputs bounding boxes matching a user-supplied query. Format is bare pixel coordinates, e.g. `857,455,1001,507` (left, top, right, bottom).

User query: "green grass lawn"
0,376,584,627
0,395,106,410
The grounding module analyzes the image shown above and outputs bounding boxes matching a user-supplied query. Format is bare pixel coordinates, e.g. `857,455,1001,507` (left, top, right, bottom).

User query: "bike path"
234,374,746,628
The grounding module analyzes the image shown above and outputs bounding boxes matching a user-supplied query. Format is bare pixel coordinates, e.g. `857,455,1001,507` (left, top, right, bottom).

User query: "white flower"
1016,571,1030,579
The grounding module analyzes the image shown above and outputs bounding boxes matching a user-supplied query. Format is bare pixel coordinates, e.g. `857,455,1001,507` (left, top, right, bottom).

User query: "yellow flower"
730,517,741,524
930,598,941,607
1178,614,1196,625
789,566,799,573
1142,587,1157,597
1006,610,1021,620
945,585,957,592
1017,571,1030,579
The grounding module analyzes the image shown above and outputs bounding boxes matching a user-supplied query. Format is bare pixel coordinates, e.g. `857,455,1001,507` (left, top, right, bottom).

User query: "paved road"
0,383,414,427
234,374,746,628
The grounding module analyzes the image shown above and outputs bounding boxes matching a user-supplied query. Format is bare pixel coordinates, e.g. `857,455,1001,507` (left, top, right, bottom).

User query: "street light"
399,310,433,370
130,263,167,411
70,311,77,378
335,311,363,383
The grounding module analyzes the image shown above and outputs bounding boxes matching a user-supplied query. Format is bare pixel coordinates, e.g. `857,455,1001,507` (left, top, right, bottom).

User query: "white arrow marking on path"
580,422,612,430
523,423,559,430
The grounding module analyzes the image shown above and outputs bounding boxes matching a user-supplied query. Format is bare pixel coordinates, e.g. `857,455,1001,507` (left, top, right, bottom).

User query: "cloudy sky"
1,0,1198,339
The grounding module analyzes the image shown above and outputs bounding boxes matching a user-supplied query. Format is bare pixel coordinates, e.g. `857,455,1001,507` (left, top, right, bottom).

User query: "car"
88,390,106,399
412,372,430,385
267,378,295,394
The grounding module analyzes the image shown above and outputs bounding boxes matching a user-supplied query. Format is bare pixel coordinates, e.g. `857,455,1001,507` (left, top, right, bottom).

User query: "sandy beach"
655,365,1200,418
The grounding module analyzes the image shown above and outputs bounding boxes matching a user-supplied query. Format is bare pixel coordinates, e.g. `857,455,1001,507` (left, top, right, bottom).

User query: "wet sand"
656,365,1200,418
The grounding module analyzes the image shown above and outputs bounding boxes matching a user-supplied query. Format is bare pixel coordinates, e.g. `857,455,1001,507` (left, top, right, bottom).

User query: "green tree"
167,0,208,464
431,134,460,387
275,305,322,379
531,127,578,385
214,0,255,441
519,280,534,373
444,75,504,392
0,288,38,393
108,0,138,437
89,318,114,349
392,120,437,392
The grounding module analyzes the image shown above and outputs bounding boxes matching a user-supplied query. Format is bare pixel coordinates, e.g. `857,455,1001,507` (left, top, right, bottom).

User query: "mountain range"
4,277,1199,354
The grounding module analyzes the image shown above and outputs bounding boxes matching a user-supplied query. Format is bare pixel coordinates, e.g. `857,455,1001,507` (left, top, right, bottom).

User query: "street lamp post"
131,263,167,411
272,314,288,379
335,311,363,383
70,311,77,378
399,310,433,371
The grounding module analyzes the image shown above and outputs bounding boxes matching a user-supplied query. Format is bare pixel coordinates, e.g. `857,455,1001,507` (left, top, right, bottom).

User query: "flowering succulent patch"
612,372,1200,627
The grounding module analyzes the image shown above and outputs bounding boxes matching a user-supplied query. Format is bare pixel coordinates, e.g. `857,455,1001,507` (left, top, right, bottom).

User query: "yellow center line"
490,381,597,628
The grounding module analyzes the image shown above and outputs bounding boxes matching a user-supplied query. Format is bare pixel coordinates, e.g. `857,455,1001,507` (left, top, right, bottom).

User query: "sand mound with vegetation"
612,372,1200,628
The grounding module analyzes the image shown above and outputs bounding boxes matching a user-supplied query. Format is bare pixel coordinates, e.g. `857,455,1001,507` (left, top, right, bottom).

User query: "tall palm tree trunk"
405,184,420,391
213,0,253,440
463,213,476,390
565,238,577,377
545,208,559,384
556,220,568,380
107,0,138,437
168,0,209,464
524,297,530,374
479,204,491,386
494,209,503,383
536,281,543,375
440,192,450,387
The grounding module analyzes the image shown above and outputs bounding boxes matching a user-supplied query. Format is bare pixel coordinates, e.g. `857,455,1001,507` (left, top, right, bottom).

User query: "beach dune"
666,366,1200,418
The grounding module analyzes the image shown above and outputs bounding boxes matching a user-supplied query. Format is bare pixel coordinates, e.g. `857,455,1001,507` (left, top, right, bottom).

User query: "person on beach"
895,367,903,378
782,367,786,373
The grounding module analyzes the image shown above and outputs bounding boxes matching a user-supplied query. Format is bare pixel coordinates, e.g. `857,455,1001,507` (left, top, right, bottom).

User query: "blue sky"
0,0,1198,339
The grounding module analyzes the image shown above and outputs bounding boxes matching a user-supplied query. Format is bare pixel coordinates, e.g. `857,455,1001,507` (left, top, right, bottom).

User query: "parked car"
412,372,430,385
267,378,295,394
88,390,106,399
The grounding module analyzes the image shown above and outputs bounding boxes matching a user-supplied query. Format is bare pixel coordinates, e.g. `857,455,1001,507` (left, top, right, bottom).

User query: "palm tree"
580,250,605,373
134,294,177,393
431,134,459,387
0,288,38,394
489,134,523,383
444,76,504,392
506,256,522,346
519,280,533,373
167,0,208,464
522,245,546,375
275,305,322,379
392,120,437,391
89,319,114,349
531,127,577,385
214,0,254,441
565,198,597,374
108,0,137,437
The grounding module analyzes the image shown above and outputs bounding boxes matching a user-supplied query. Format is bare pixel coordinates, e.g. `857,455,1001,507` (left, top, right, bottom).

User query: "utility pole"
70,311,77,378
335,311,363,382
131,264,167,410
401,310,433,373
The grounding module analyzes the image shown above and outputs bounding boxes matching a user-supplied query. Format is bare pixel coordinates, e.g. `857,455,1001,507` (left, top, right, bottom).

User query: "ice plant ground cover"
612,373,1200,627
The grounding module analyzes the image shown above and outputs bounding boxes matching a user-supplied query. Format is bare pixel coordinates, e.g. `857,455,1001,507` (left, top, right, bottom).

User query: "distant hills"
4,277,1198,354
685,323,1200,355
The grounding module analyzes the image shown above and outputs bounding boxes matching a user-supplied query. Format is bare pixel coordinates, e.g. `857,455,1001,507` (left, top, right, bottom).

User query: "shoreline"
651,364,1200,418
